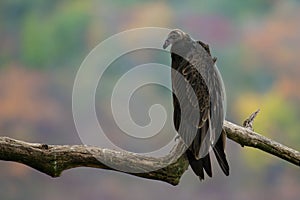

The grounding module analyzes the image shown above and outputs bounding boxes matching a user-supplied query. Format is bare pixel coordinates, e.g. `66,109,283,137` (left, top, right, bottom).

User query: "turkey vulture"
163,29,229,180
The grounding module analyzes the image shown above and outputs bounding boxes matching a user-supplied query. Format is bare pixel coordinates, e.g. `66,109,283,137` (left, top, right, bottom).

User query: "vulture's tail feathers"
212,130,230,176
186,150,212,180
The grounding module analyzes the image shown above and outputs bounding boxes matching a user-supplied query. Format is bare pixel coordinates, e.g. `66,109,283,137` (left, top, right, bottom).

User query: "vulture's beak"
163,39,170,49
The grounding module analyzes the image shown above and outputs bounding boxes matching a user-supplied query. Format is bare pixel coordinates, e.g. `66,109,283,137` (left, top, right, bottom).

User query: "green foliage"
20,1,90,68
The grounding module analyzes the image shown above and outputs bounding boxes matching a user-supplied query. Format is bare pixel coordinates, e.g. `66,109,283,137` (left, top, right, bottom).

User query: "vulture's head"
163,29,189,49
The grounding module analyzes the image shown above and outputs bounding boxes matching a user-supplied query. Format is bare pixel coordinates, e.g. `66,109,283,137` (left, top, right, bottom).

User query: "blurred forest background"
1,0,300,200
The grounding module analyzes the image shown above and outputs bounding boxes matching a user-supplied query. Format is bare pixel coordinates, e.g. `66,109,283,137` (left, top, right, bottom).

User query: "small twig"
243,109,260,131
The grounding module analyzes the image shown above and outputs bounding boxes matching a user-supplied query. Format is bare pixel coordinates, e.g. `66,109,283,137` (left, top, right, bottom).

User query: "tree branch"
0,136,189,185
0,120,299,185
224,121,300,167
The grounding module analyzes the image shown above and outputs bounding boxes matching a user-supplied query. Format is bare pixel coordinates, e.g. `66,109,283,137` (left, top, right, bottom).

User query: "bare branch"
224,121,300,167
0,136,189,185
0,120,299,185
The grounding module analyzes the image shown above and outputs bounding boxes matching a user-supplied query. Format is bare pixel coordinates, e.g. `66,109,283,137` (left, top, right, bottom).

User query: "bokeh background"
1,0,300,199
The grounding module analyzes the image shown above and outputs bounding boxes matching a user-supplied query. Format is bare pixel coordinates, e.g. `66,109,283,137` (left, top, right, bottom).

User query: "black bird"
163,29,229,180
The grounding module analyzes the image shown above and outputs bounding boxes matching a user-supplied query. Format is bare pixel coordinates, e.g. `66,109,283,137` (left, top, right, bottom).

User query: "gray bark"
0,119,299,185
